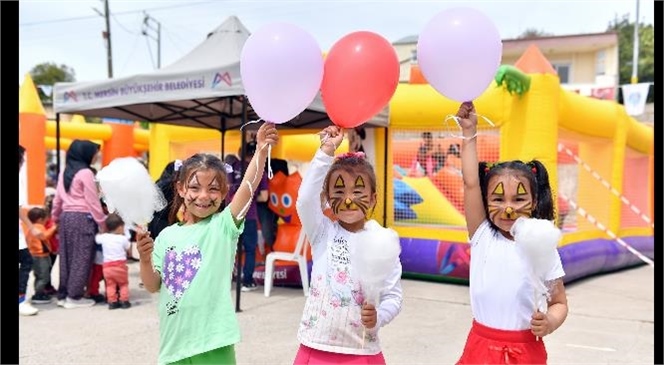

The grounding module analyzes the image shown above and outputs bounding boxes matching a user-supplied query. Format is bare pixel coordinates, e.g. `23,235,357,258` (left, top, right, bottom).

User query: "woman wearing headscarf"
52,140,107,309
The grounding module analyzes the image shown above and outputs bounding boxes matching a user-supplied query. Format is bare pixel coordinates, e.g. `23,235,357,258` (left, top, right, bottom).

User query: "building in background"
393,31,619,100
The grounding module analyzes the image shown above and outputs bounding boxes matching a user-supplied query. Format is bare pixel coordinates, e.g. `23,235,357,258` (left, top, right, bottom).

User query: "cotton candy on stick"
511,217,562,340
96,157,167,231
351,220,401,348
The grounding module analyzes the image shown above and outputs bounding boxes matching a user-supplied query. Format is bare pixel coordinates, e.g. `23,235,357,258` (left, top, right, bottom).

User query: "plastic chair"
264,228,309,297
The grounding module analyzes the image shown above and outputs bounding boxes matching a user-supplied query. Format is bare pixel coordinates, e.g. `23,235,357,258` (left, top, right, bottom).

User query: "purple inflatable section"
399,235,654,283
558,236,654,282
248,235,654,287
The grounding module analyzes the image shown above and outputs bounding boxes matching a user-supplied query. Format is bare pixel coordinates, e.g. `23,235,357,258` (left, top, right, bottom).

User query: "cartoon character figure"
268,171,302,225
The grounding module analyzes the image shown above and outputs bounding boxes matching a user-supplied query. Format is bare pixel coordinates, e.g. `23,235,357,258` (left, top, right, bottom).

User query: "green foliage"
607,14,654,102
29,62,76,104
517,28,553,39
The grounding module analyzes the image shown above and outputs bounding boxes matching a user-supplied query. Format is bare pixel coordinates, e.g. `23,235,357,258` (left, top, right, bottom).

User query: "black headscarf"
63,140,100,193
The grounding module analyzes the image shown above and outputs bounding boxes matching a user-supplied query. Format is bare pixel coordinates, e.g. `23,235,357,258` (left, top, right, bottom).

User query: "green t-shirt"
152,208,244,364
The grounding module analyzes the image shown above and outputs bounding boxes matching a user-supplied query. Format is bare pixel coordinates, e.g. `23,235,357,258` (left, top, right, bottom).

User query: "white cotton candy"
351,220,401,305
511,217,562,312
96,157,167,229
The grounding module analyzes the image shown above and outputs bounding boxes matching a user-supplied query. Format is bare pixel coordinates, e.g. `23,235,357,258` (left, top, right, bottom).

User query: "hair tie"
531,166,537,174
336,151,366,160
174,159,183,172
223,163,233,174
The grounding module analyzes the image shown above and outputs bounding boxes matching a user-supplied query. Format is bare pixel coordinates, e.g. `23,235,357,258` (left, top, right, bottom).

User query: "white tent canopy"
53,16,388,130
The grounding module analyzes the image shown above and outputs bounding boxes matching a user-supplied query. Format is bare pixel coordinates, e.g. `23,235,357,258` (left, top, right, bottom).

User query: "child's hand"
30,226,45,240
319,126,344,155
256,122,279,153
361,302,378,329
530,310,552,337
456,101,478,131
136,230,154,261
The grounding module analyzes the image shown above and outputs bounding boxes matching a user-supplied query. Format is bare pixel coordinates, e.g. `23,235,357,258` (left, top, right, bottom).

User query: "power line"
19,1,215,27
111,13,141,35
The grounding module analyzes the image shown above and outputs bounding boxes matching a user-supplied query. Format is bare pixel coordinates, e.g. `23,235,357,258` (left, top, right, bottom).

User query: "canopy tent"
52,15,389,312
52,15,388,131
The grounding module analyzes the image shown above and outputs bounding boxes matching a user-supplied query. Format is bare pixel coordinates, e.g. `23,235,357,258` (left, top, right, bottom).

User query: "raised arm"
229,123,279,224
458,102,486,237
296,126,344,244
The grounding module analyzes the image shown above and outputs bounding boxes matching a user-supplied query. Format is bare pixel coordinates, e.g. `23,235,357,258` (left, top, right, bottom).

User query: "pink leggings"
103,261,129,302
293,344,386,365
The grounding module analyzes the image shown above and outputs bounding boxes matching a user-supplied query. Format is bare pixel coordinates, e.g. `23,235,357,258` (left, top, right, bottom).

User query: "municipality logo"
211,72,232,88
63,91,78,102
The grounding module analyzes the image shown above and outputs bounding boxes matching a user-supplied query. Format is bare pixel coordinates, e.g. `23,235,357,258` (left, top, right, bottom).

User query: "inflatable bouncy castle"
387,45,654,283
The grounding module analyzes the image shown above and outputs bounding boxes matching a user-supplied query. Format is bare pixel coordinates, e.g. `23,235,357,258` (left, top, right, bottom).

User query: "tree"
607,14,654,103
517,28,553,39
29,62,76,104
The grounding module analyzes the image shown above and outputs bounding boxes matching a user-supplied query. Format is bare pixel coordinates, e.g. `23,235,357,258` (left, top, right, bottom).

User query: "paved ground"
19,259,654,364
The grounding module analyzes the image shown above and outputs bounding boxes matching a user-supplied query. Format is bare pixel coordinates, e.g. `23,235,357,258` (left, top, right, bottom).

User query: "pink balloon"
241,23,324,124
417,7,502,102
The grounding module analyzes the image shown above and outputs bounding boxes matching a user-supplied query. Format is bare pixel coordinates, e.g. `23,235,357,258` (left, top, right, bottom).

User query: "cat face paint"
327,170,373,225
486,174,533,235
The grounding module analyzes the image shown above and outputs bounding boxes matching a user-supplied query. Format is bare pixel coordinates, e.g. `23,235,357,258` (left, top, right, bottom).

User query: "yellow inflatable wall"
387,45,654,246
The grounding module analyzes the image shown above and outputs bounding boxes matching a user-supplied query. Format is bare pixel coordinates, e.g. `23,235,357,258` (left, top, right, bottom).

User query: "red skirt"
457,320,547,364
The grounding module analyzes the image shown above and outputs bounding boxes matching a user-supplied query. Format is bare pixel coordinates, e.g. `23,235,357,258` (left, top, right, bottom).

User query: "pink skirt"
293,344,386,365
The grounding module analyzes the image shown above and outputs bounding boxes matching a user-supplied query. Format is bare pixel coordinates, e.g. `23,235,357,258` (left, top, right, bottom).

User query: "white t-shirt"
469,220,565,330
19,175,27,250
95,233,131,263
296,150,403,355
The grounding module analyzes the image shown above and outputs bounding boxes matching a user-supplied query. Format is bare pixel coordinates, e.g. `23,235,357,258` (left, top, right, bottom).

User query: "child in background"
293,126,403,364
135,122,279,365
455,102,568,364
96,213,132,309
26,207,58,304
44,194,59,295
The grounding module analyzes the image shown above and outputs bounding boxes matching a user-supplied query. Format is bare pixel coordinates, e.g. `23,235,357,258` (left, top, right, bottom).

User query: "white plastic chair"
264,229,309,297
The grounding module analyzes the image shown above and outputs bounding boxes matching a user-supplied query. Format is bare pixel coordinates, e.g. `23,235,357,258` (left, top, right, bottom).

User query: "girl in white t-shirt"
293,126,403,365
456,102,568,364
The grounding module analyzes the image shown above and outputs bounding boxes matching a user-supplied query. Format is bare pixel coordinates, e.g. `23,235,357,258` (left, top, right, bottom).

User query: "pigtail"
477,161,491,209
528,160,554,220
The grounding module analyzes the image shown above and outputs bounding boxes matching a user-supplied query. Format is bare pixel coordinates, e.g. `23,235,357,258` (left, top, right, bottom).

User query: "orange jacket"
26,223,57,258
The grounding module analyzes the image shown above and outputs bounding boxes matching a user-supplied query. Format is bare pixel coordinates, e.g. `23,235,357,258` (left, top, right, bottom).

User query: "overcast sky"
19,0,653,85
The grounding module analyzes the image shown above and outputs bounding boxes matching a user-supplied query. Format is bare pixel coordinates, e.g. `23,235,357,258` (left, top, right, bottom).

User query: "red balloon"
321,31,399,128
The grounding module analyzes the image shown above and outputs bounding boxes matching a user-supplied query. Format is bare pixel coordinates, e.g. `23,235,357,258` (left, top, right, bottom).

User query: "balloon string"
239,118,263,131
443,112,495,139
319,132,339,149
267,144,273,179
236,143,272,220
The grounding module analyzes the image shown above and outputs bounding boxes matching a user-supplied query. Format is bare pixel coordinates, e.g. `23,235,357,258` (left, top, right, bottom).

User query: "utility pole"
631,0,639,84
142,12,162,69
93,0,113,78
